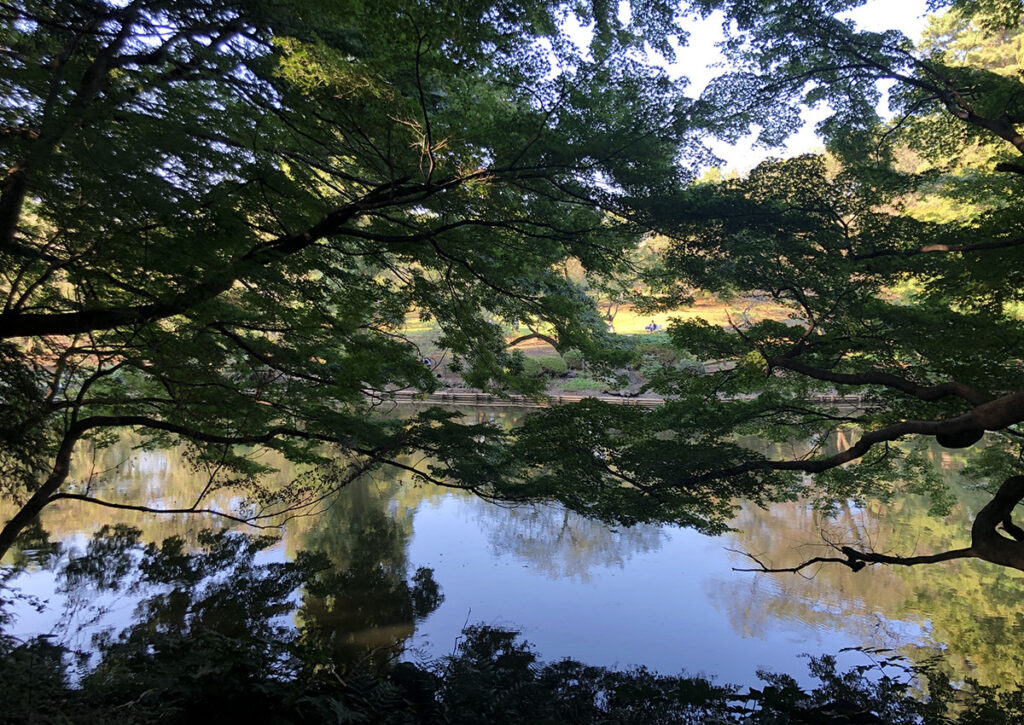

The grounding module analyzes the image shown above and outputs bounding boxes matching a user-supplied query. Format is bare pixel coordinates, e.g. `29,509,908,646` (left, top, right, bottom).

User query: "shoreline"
378,387,865,409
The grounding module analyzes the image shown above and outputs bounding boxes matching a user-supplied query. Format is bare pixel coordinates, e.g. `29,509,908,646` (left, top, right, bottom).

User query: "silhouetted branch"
731,543,976,575
507,332,559,350
730,477,1024,574
729,547,861,575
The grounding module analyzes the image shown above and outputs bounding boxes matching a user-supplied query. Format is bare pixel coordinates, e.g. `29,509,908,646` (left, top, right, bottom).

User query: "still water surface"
4,407,1022,688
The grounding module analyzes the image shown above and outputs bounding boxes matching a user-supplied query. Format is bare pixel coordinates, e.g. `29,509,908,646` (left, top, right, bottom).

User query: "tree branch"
0,166,555,340
652,392,1024,493
853,234,1024,261
506,332,560,350
734,475,1024,575
731,545,976,574
46,494,286,529
765,355,987,405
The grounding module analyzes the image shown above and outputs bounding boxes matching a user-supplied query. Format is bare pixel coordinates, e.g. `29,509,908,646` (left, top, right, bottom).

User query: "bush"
618,332,705,370
522,358,543,376
675,359,706,374
563,349,585,370
538,355,568,375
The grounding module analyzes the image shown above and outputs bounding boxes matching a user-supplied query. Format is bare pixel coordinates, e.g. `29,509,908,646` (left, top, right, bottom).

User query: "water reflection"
2,409,1023,691
18,532,993,725
472,502,665,582
294,474,443,668
720,481,1024,688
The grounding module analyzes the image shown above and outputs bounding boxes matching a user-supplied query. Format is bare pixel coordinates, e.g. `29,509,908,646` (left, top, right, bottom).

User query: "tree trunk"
0,427,81,559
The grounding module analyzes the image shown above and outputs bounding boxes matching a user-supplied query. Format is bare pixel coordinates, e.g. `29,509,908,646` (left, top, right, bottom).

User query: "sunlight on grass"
560,377,607,391
611,298,791,334
401,298,792,356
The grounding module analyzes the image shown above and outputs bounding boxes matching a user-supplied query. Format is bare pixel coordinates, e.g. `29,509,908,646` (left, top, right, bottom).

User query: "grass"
609,296,790,334
560,376,607,391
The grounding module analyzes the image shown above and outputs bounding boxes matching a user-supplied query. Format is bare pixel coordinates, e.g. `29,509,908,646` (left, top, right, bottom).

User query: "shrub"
563,349,585,370
522,358,543,376
538,356,568,375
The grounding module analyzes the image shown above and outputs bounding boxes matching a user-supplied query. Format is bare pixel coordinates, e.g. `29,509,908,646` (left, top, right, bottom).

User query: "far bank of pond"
2,407,1021,691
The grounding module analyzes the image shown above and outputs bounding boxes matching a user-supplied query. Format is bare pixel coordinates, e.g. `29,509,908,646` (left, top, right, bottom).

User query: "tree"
0,0,703,555
10,0,1024,578
496,0,1024,573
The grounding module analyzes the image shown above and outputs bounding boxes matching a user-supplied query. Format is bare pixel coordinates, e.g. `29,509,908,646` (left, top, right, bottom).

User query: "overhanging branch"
734,475,1024,575
0,166,532,340
766,355,987,405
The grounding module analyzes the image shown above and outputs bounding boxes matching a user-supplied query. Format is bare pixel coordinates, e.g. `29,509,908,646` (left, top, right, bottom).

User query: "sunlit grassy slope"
401,297,792,359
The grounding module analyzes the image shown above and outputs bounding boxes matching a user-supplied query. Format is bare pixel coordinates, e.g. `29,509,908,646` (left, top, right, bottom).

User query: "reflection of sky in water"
6,537,292,677
7,487,929,688
404,493,926,687
0,432,975,690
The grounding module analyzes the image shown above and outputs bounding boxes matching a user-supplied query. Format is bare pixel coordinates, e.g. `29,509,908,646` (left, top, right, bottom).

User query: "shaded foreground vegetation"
3,526,1024,725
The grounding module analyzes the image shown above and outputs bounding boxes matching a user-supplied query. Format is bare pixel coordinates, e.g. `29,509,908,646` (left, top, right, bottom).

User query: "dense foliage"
10,0,1024,718
2,0,1024,602
508,0,1024,572
0,0,707,554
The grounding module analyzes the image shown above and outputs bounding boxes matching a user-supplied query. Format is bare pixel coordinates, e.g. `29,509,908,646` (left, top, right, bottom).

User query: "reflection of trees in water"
11,525,310,675
2,435,306,556
295,476,443,669
12,418,1023,689
377,410,672,580
14,411,668,586
337,437,669,583
6,527,1023,722
8,452,446,674
717,477,1024,688
2,525,331,722
476,502,666,581
711,502,921,643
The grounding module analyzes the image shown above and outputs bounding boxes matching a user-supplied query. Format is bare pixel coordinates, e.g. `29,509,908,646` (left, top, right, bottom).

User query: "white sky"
674,0,933,170
566,0,933,171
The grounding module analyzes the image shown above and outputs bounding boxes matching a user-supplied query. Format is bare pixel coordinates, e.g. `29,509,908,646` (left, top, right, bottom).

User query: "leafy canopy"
0,0,708,552
514,0,1024,571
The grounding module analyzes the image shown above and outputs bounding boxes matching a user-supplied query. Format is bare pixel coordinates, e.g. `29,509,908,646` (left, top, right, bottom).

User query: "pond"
3,407,1023,691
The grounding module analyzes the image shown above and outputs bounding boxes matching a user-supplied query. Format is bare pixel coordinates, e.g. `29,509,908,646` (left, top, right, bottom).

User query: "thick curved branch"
765,355,987,405
828,28,1024,155
0,166,536,339
506,332,560,350
653,392,1024,492
968,475,1024,569
995,162,1024,175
